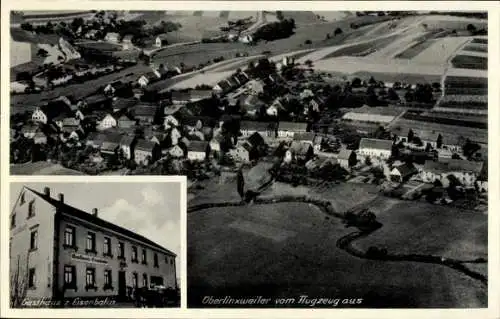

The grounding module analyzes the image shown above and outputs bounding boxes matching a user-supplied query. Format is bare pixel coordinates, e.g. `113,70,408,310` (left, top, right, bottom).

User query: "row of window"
10,196,36,229
64,226,173,268
62,266,158,290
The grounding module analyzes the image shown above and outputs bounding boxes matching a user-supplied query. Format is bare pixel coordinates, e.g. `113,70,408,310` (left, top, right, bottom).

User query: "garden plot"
411,37,471,64
462,44,487,53
369,30,430,60
451,54,487,70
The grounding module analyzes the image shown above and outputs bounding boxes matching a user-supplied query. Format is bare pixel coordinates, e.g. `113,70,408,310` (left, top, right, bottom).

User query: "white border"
2,2,499,319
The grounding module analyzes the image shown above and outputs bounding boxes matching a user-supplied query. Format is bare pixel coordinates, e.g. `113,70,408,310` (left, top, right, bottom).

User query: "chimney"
58,193,64,203
92,208,98,217
44,187,50,197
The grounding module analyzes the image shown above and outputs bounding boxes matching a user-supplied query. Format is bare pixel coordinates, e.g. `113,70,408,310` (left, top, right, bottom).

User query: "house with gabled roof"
240,121,278,138
419,159,484,187
116,113,137,129
390,163,417,183
187,141,210,161
277,121,308,139
119,135,136,160
134,139,160,166
138,71,161,88
336,149,357,170
97,113,117,131
358,138,393,160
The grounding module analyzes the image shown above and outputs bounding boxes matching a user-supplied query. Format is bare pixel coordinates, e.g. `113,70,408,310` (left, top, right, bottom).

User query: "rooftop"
359,138,393,151
26,187,176,256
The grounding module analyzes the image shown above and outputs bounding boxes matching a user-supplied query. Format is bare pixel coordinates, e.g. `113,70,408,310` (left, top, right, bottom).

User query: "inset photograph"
9,181,181,308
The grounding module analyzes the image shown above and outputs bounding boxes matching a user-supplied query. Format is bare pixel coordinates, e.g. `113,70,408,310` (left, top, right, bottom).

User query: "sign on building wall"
71,253,108,265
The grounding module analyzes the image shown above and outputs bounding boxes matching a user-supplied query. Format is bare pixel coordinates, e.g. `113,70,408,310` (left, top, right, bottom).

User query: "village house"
278,121,308,139
239,34,253,44
100,139,121,156
97,113,117,131
235,94,264,117
104,32,120,43
138,71,161,88
155,34,170,48
419,159,484,187
170,127,182,146
476,163,488,193
170,92,192,105
117,113,137,129
293,132,316,145
168,145,184,158
21,124,39,139
390,163,417,183
164,115,179,130
119,135,136,160
212,80,233,95
112,97,137,113
228,143,251,163
135,139,160,166
187,141,210,162
85,29,98,39
133,105,157,124
358,138,393,160
209,134,225,154
121,34,134,50
240,121,277,138
83,94,111,110
86,132,107,148
336,149,357,170
285,141,314,163
33,131,48,144
247,79,265,95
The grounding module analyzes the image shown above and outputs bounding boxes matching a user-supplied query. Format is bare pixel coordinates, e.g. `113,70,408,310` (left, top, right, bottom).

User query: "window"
132,273,138,288
10,214,16,229
28,268,36,288
28,200,36,218
104,270,113,289
86,268,96,289
142,273,148,288
170,258,174,266
20,192,26,205
141,249,147,264
64,265,76,289
104,237,112,256
118,242,125,259
131,246,138,262
86,232,96,253
30,230,38,251
154,253,159,268
64,226,75,247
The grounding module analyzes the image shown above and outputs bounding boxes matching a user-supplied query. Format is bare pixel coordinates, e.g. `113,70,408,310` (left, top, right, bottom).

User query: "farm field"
353,200,487,261
188,196,486,307
411,37,471,64
394,39,437,59
322,34,401,59
450,54,487,70
462,44,487,53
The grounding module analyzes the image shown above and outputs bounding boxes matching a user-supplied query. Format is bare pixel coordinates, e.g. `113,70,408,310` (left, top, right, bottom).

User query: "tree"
425,143,432,152
334,27,343,36
10,254,30,308
304,59,313,68
276,11,284,21
364,156,372,166
351,77,362,88
467,23,477,33
436,134,443,149
304,39,312,45
387,88,400,101
407,129,414,143
237,169,245,199
20,22,33,32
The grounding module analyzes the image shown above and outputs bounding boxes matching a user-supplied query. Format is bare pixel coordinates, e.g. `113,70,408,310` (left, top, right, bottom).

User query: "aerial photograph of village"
9,10,488,308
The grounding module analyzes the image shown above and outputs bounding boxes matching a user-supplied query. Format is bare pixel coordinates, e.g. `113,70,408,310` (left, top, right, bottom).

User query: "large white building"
10,186,177,304
358,138,393,160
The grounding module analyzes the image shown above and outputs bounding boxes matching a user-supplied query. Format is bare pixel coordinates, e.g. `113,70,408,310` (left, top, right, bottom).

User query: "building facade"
10,187,177,303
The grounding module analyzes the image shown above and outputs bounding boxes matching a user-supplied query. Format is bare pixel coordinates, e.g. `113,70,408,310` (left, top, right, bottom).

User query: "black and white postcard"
1,2,499,318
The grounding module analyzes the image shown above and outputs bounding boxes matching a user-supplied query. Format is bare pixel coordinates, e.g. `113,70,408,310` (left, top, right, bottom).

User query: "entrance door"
118,271,126,300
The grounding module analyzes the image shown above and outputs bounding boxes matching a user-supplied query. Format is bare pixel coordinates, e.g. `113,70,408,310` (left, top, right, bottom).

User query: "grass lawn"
353,199,487,261
188,199,487,307
395,39,437,59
